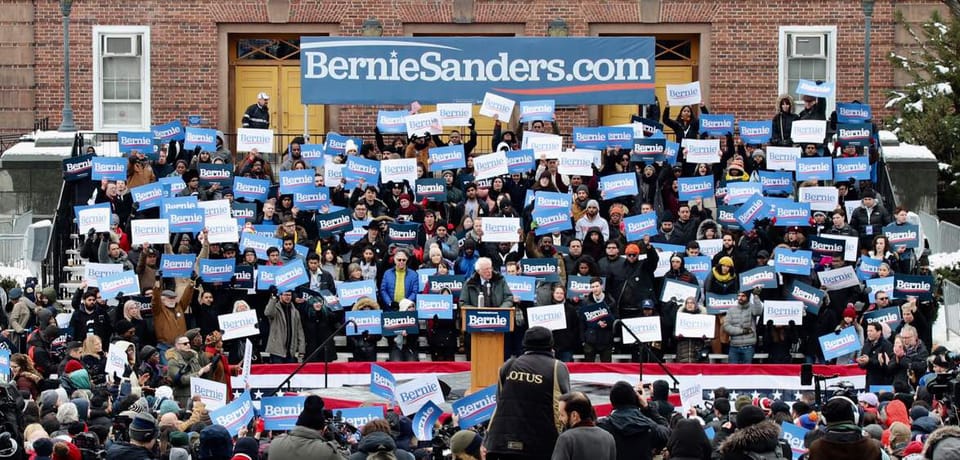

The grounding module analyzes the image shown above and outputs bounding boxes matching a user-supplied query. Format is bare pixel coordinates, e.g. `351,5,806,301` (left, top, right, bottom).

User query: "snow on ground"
882,143,938,161
0,264,33,286
930,251,960,271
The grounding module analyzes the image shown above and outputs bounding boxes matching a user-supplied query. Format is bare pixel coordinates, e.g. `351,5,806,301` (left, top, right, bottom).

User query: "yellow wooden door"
601,65,694,127
235,66,279,131
281,66,325,139
420,104,498,153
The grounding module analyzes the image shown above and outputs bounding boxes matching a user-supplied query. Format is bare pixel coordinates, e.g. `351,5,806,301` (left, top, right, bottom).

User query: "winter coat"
269,426,347,460
849,204,892,248
618,246,660,315
165,348,203,406
379,267,420,309
484,351,571,457
723,296,763,348
347,432,414,460
771,95,799,146
460,271,514,309
717,421,785,460
106,441,157,460
859,336,894,387
578,294,616,348
597,407,670,460
151,283,193,346
807,426,881,460
676,305,709,363
265,297,305,359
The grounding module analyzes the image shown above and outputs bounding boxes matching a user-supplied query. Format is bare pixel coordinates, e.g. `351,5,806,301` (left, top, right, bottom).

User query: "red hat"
52,441,82,460
787,226,803,234
759,397,774,414
902,440,924,456
399,193,412,202
624,244,641,255
65,360,84,374
843,304,857,319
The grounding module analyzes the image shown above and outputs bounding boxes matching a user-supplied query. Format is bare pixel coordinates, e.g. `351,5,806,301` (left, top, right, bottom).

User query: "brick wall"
19,0,942,142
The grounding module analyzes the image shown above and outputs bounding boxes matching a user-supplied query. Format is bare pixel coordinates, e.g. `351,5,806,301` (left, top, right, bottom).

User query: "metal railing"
943,280,960,341
918,211,960,256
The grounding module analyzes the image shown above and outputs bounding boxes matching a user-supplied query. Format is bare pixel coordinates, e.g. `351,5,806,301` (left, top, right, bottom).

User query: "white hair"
474,257,493,271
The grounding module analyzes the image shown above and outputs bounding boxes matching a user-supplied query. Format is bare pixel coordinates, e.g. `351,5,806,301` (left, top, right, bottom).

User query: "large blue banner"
452,384,497,428
300,37,656,105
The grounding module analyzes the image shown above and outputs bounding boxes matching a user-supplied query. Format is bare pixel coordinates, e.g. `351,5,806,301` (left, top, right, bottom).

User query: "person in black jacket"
577,277,616,363
241,93,270,129
598,381,670,460
484,327,571,460
770,94,799,146
857,322,894,388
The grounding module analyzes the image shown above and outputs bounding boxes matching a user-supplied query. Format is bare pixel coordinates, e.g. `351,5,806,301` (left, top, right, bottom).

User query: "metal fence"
944,280,960,341
918,211,960,256
0,212,33,266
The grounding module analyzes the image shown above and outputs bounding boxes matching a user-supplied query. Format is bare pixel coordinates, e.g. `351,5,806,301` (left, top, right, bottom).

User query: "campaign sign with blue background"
796,79,835,98
274,263,309,292
159,176,186,197
345,155,381,186
381,312,419,336
833,156,871,181
884,223,920,249
663,140,680,165
232,177,271,202
184,127,218,151
316,209,353,237
0,349,9,383
252,224,279,239
464,309,512,333
346,310,383,335
864,307,902,332
239,232,281,260
504,275,537,302
338,279,378,307
261,396,306,431
795,157,833,182
199,258,235,283
91,157,127,181
98,270,139,299
520,258,560,283
300,37,656,105
519,99,555,122
716,205,741,231
413,401,443,441
781,421,810,460
160,254,196,278
739,265,778,290
532,207,572,235
279,169,316,194
678,176,714,201
857,256,882,281
837,103,872,124
630,137,665,163
699,114,735,136
416,294,454,320
427,275,465,298
167,206,205,234
152,120,186,142
452,384,497,428
837,123,872,147
599,173,638,200
739,121,772,144
704,293,738,315
255,266,277,290
819,326,862,361
428,144,466,171
757,171,794,195
63,154,94,182
774,248,813,276
572,127,607,150
602,126,634,149
324,132,364,156
684,256,712,284
340,407,386,430
300,144,326,168
209,392,254,436
865,277,894,303
198,164,233,187
734,194,769,231
232,266,254,290
506,149,535,174
623,212,658,241
160,196,198,219
293,186,331,211
118,131,154,155
894,274,935,301
725,182,764,205
377,110,408,134
129,182,165,211
773,201,811,227
370,364,396,401
788,280,824,314
415,178,446,202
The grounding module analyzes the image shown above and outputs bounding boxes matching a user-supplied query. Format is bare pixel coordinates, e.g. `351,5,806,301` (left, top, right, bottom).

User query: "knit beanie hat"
233,437,259,460
719,256,734,268
128,413,158,443
56,403,79,425
843,305,857,319
158,399,181,417
735,395,753,412
295,395,326,430
169,431,190,448
522,326,554,351
736,405,766,428
64,360,84,374
450,430,483,457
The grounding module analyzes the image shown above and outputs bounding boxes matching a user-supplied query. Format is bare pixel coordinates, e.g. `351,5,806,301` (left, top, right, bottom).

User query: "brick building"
0,0,948,150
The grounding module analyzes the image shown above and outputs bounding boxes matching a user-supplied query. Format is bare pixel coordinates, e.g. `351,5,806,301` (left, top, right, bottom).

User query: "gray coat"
722,294,763,348
269,426,347,460
459,272,514,309
265,296,306,358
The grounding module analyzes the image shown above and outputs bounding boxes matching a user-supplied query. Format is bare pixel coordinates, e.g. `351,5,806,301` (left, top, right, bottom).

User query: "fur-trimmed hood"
776,94,795,113
718,420,781,457
696,219,720,240
352,297,380,311
924,425,960,457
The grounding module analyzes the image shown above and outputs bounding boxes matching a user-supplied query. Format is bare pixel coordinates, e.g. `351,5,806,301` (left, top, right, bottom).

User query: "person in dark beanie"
267,395,346,460
716,405,787,460
198,425,233,460
107,412,159,460
664,418,712,460
807,397,881,460
484,326,571,460
232,437,260,460
449,430,483,460
597,381,669,460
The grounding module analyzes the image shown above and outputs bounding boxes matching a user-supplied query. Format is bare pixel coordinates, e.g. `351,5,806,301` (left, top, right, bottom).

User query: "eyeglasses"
626,254,639,257
395,258,408,262
876,297,889,300
177,341,189,345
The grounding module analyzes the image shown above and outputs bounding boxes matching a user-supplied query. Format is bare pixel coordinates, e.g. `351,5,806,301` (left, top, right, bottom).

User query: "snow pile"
930,251,960,271
0,264,34,287
882,142,937,161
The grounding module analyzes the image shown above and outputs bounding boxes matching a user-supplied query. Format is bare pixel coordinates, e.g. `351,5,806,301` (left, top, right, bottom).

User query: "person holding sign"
544,285,581,363
432,117,478,156
674,297,709,363
662,103,707,141
722,289,763,364
849,190,892,255
577,277,616,363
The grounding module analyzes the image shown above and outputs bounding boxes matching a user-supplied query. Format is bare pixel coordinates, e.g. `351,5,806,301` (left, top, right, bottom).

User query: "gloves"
268,285,278,296
469,118,476,130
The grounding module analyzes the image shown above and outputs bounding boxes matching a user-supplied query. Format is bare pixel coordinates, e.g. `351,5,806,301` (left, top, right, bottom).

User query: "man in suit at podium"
461,257,514,309
484,326,571,460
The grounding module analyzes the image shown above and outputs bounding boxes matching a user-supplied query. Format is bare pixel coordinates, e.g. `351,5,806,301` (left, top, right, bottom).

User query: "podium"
461,307,515,392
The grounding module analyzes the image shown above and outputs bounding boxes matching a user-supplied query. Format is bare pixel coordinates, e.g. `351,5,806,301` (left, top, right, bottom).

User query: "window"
779,26,836,114
93,26,151,130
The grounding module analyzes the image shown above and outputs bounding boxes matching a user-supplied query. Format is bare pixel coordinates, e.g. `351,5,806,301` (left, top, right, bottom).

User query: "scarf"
711,267,735,283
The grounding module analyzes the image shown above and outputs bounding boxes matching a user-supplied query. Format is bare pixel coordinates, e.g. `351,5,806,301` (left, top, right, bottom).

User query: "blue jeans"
728,345,754,364
556,350,574,363
269,354,297,364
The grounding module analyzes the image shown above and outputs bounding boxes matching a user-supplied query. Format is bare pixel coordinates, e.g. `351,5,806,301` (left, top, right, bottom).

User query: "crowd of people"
0,86,954,460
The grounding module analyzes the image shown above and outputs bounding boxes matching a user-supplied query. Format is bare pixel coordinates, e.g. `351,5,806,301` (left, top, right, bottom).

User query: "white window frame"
778,25,837,117
92,25,151,131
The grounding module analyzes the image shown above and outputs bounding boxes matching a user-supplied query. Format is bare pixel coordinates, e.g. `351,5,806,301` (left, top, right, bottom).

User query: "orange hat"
625,244,641,255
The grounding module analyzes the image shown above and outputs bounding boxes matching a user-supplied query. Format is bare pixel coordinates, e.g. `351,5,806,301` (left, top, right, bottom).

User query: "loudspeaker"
801,363,813,386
